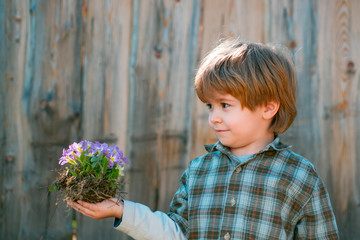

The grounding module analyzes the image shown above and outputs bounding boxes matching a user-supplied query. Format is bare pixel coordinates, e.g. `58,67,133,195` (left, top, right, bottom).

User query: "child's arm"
68,199,187,240
294,178,340,239
117,200,187,239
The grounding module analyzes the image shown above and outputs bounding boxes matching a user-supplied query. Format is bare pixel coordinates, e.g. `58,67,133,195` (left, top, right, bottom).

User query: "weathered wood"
76,0,132,239
127,0,200,213
317,0,360,238
1,0,83,239
1,0,359,239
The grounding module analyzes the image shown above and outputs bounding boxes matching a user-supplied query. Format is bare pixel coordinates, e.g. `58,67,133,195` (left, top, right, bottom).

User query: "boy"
69,40,339,239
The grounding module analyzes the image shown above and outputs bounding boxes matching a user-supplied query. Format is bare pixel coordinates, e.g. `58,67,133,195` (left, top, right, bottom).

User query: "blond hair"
195,40,297,134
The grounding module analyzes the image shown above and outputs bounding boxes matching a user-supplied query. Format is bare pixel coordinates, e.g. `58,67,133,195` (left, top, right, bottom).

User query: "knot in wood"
289,40,297,49
347,60,355,74
154,46,163,59
6,154,15,162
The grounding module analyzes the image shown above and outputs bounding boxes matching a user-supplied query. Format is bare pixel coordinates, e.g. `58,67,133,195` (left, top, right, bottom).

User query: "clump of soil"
53,170,123,203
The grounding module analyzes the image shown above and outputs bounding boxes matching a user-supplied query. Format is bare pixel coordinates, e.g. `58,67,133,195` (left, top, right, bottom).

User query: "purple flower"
69,142,82,157
86,141,108,157
108,159,115,169
59,149,70,165
58,147,77,165
80,140,92,151
58,140,129,171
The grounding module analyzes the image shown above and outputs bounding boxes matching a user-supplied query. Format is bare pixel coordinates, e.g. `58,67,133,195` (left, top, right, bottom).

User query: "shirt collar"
204,137,291,156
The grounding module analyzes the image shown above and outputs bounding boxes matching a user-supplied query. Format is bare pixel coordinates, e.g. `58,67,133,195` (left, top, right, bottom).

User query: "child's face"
206,92,273,156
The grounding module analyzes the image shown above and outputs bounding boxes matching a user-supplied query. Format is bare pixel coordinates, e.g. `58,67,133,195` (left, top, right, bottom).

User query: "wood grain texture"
317,0,360,237
0,0,6,235
76,0,132,239
1,0,83,239
126,0,200,213
1,0,359,239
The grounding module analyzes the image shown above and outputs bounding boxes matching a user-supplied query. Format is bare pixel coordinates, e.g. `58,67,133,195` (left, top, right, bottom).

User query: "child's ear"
263,101,280,120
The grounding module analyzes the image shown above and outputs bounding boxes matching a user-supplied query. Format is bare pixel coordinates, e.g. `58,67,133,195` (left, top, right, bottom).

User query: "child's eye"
222,103,230,108
206,103,213,109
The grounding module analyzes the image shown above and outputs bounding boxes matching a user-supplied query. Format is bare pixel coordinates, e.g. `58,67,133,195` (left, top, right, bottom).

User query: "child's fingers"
67,201,77,209
68,199,122,219
77,200,93,210
72,202,96,217
68,201,81,211
68,201,90,215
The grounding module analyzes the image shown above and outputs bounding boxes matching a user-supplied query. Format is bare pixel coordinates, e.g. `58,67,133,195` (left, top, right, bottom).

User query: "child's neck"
230,133,275,156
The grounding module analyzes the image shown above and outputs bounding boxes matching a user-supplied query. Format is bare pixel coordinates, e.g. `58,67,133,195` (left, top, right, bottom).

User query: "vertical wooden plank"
264,0,295,44
76,0,132,239
127,0,200,212
349,0,360,237
156,0,200,209
317,0,360,238
27,0,84,237
1,0,84,239
193,0,265,158
0,0,14,238
23,0,84,239
317,0,343,197
0,1,33,238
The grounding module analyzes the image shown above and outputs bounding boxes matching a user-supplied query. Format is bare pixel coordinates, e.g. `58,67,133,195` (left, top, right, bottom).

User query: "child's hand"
68,198,124,220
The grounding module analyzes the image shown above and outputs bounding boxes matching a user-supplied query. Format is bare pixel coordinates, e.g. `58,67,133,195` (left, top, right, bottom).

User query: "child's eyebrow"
220,97,234,101
215,97,236,103
204,93,238,103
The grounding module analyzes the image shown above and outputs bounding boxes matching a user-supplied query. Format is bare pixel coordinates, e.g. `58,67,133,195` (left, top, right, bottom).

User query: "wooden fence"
1,0,359,239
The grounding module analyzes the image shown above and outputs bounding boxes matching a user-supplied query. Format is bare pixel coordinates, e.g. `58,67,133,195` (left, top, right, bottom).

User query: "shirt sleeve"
114,200,187,240
167,167,189,237
294,178,340,239
114,217,122,227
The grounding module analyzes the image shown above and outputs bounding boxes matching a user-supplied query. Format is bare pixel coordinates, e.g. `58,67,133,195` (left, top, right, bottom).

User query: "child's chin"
218,140,231,148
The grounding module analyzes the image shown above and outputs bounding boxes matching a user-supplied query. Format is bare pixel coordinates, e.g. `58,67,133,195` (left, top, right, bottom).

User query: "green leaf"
70,169,78,177
80,151,85,160
111,168,119,179
79,152,86,167
101,158,108,173
68,159,77,166
48,184,58,192
84,157,91,166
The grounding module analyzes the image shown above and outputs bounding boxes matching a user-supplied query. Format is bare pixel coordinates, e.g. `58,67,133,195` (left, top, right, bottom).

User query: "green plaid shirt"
168,138,339,239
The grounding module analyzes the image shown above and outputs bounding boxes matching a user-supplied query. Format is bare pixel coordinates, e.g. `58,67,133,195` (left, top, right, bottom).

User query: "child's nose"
209,110,222,124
